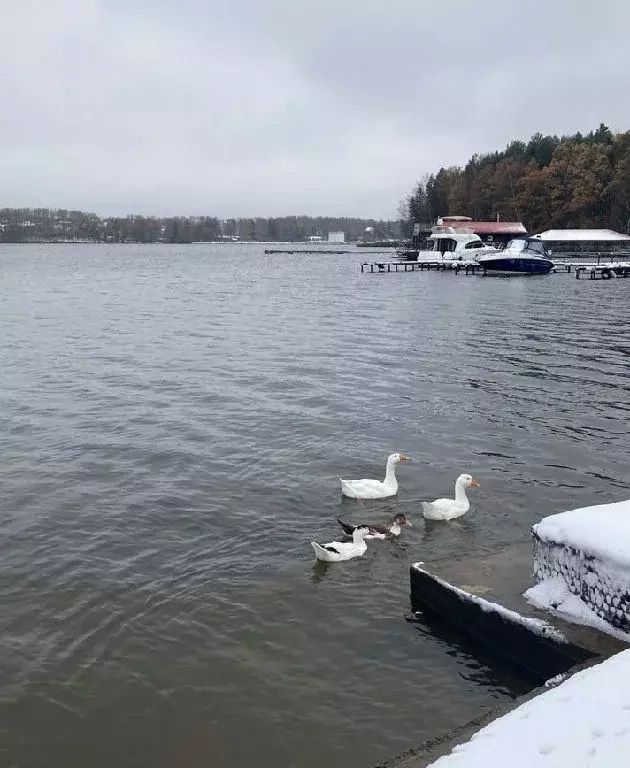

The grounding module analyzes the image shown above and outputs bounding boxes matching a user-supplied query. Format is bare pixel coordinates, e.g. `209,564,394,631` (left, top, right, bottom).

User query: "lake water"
1,243,629,768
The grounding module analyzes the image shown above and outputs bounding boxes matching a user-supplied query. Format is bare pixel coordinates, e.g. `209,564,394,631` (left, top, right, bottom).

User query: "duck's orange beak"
400,455,409,462
470,478,480,488
405,520,413,527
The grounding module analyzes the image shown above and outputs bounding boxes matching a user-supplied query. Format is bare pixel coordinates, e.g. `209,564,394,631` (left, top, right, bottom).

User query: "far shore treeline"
401,123,630,234
401,124,630,236
0,211,401,244
5,124,630,245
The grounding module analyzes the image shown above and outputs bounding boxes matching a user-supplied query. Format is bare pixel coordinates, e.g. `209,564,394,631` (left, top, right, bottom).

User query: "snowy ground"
531,500,630,633
426,649,630,767
525,578,630,643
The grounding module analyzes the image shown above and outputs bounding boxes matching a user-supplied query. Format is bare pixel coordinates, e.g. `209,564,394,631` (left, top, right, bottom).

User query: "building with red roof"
438,216,527,244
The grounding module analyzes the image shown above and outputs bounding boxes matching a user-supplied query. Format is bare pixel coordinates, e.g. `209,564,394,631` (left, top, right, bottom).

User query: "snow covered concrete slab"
525,578,630,644
413,565,567,643
532,500,630,633
426,649,630,767
410,563,595,684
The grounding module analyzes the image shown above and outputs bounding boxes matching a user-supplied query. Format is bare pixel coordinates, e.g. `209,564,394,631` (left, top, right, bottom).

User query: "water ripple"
0,244,628,767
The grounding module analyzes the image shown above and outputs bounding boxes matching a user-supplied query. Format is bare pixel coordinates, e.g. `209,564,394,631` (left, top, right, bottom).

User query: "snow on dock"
571,262,630,279
425,648,630,767
360,259,482,274
527,500,630,636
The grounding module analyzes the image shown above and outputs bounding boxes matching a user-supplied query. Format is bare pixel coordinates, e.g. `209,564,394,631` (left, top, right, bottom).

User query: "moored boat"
475,238,554,275
395,227,503,262
421,227,502,260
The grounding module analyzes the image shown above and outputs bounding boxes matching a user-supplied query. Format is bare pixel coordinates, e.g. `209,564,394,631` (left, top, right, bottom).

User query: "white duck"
421,473,480,521
311,526,370,562
340,453,409,499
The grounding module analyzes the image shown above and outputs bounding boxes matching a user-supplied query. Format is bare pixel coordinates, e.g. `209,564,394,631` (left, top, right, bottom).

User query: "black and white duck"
336,513,412,540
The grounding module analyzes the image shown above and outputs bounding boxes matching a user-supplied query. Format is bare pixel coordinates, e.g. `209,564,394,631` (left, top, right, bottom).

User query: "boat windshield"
524,240,547,256
506,239,527,251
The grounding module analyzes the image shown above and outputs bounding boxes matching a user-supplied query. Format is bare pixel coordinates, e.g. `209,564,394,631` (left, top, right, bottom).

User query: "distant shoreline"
0,208,403,246
0,239,402,247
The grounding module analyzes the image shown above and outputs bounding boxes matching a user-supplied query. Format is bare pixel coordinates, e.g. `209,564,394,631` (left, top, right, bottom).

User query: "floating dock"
266,248,353,254
357,240,404,248
265,248,396,255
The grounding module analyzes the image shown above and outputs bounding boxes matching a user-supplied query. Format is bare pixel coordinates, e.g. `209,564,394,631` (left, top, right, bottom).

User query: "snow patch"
427,649,630,767
535,229,630,242
543,672,567,688
525,578,630,644
533,499,630,569
533,503,630,632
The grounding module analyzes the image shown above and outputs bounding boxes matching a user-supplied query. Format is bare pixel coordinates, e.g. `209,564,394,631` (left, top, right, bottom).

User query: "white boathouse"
531,229,630,255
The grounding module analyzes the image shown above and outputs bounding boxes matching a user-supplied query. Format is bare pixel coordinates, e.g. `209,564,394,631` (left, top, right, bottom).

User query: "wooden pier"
360,257,630,279
360,259,482,275
574,263,630,279
266,248,351,255
552,261,630,277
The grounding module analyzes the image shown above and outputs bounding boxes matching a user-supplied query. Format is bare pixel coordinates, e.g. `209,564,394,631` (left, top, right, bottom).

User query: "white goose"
421,473,480,521
311,526,370,562
340,453,409,499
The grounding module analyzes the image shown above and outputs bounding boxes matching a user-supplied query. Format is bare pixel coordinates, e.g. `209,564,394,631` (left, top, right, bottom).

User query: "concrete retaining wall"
533,530,630,632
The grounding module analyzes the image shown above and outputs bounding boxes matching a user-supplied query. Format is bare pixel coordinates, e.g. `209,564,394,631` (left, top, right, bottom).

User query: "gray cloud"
1,0,629,217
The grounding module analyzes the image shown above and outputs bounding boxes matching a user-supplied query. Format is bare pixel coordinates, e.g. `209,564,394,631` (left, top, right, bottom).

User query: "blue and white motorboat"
475,238,554,275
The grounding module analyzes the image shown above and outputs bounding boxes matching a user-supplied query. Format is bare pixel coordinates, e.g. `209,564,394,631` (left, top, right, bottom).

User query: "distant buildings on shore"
306,230,346,243
4,207,630,254
0,209,398,244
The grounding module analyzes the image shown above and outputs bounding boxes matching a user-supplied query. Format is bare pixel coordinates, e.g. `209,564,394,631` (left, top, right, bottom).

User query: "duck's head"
353,525,371,541
457,473,480,488
389,453,409,464
392,513,412,528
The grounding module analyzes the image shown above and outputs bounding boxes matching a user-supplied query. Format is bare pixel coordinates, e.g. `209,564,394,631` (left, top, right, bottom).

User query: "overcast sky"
2,0,629,218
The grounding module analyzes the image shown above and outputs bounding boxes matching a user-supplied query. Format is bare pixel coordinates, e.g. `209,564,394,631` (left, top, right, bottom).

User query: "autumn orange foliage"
403,124,630,234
